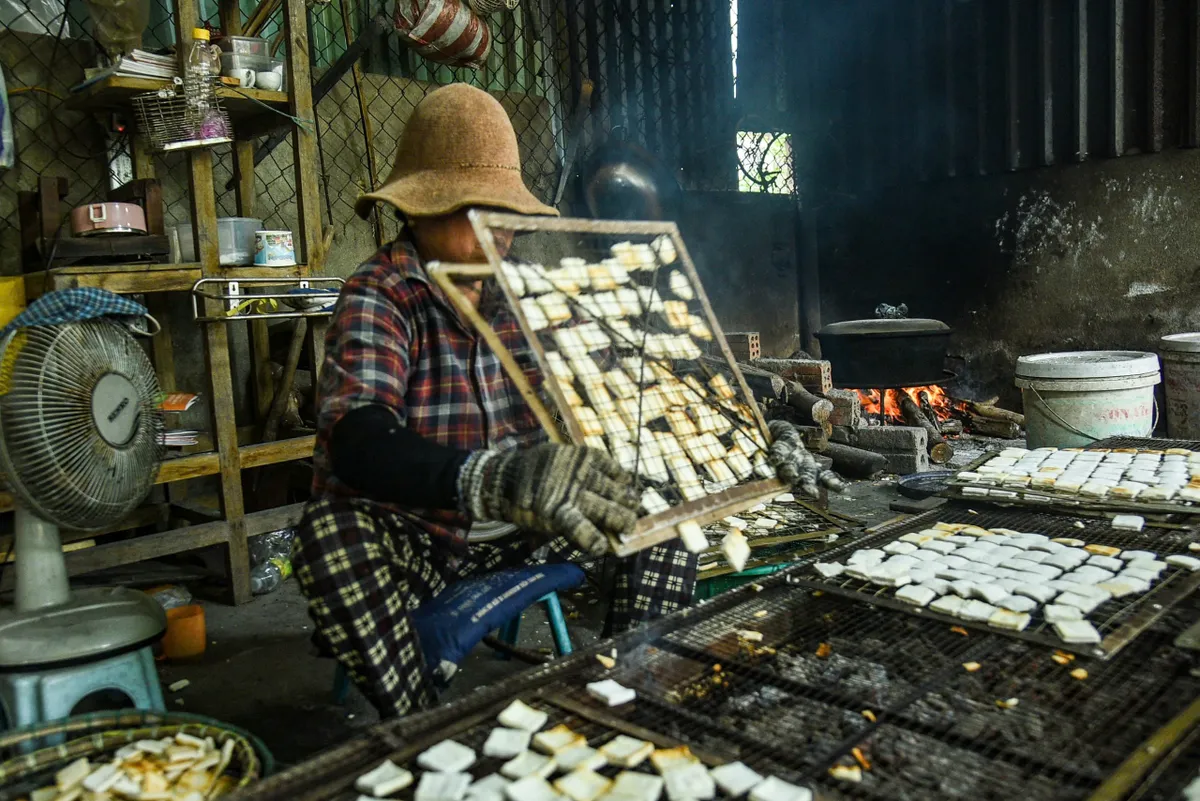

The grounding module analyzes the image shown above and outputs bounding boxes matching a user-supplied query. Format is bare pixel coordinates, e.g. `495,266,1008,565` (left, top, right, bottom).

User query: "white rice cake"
988,609,1032,632
722,531,751,574
1056,591,1108,615
650,747,700,775
973,584,1009,605
1021,563,1065,579
1051,538,1086,547
663,763,715,801
920,578,951,595
1013,583,1058,604
899,533,934,545
812,563,845,579
609,771,665,801
498,700,550,732
587,679,636,707
997,595,1037,613
416,772,472,801
749,777,812,801
940,555,970,569
418,741,476,773
894,584,937,607
1122,567,1161,583
599,736,653,769
1043,550,1088,571
1120,549,1158,562
504,776,562,801
1126,558,1168,575
957,600,998,622
935,568,971,582
929,595,966,616
1087,555,1124,572
920,540,958,554
468,775,511,801
535,726,587,756
848,549,886,566
709,763,763,798
556,771,613,801
357,763,415,797
484,729,533,759
501,752,557,780
883,541,919,555
1053,619,1102,644
1111,514,1145,531
1069,566,1116,585
556,746,607,773
1167,555,1200,572
1043,603,1082,623
1097,577,1149,598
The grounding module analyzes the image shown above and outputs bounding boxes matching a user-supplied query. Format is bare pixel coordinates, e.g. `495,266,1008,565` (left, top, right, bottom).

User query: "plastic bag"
0,67,13,171
147,584,193,610
249,528,295,595
80,0,150,57
0,0,67,35
393,0,491,69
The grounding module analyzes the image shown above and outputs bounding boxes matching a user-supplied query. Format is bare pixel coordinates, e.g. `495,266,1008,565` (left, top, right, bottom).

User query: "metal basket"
132,77,233,153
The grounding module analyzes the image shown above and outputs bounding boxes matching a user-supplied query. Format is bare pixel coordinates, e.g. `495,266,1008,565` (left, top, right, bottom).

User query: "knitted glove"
458,444,639,557
766,420,847,499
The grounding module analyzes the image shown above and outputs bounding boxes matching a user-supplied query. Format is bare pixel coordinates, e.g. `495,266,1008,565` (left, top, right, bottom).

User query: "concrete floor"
154,443,1008,769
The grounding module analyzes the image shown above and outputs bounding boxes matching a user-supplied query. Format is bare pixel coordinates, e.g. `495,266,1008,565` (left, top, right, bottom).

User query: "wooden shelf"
24,262,310,299
68,75,290,125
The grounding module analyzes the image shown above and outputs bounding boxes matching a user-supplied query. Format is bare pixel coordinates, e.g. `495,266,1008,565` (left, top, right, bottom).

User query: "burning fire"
856,385,956,422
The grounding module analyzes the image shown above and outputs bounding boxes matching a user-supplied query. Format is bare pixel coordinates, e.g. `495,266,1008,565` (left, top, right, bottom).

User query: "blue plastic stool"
331,590,572,704
0,647,164,745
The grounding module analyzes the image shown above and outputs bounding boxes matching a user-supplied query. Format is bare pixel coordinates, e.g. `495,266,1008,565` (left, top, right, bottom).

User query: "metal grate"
697,498,849,572
238,548,1200,801
1088,436,1200,451
788,504,1200,658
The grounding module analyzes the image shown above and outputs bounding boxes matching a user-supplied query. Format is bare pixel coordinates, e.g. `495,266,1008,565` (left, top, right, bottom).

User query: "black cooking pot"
815,318,952,388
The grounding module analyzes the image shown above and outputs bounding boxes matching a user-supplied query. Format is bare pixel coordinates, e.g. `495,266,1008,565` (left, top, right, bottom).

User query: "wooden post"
175,2,251,604
284,0,323,272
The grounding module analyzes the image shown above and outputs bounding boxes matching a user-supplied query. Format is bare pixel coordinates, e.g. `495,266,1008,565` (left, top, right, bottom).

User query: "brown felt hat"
355,83,558,221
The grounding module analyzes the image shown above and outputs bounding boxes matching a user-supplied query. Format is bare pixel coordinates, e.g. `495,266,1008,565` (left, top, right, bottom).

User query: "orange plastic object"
161,604,207,660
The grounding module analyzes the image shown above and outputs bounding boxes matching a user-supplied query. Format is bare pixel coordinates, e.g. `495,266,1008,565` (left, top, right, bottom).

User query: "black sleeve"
330,404,472,510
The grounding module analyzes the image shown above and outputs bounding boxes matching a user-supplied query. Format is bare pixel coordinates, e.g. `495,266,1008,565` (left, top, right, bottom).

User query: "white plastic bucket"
1161,333,1200,439
1014,351,1161,449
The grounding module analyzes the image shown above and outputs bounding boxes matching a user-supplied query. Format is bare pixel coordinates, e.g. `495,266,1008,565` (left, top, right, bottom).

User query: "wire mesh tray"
785,504,1200,659
943,449,1200,519
132,78,233,153
426,211,785,557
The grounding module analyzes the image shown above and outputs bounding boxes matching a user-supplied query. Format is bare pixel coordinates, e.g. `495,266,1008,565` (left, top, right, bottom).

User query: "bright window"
736,131,794,195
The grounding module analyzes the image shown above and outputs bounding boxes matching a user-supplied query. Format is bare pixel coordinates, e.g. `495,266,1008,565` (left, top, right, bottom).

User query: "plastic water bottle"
250,560,284,595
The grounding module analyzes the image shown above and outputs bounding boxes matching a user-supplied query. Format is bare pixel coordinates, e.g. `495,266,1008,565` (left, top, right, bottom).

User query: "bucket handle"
1027,385,1159,442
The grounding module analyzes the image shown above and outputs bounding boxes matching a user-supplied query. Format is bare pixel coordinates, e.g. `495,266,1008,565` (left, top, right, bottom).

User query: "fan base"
0,587,166,670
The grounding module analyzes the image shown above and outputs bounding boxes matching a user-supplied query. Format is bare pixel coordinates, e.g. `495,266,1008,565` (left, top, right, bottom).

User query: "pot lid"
1015,350,1160,380
1161,333,1200,353
817,318,951,335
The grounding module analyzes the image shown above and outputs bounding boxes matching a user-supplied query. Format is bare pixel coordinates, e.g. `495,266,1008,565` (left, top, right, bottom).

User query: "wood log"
918,391,943,433
701,356,785,401
898,394,953,464
965,399,1025,426
825,442,890,478
939,419,964,436
968,415,1021,439
784,380,833,424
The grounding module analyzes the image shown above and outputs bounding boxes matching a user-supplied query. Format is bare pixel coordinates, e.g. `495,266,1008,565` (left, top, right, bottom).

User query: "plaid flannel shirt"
312,238,548,555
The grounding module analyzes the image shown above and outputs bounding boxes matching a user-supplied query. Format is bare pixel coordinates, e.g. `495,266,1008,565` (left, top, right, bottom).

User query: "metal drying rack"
190,276,344,322
426,211,785,557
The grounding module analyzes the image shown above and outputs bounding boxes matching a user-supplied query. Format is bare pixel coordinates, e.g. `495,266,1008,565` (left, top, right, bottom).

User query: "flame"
856,385,957,422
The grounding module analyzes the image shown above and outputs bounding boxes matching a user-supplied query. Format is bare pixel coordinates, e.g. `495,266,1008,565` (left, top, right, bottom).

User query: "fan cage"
0,320,164,531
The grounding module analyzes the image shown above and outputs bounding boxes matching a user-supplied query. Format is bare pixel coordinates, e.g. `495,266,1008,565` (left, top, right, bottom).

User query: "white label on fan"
92,373,140,446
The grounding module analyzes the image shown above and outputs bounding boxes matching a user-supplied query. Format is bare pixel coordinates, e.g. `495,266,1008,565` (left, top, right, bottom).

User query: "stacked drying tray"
810,520,1200,648
494,235,779,561
949,446,1200,513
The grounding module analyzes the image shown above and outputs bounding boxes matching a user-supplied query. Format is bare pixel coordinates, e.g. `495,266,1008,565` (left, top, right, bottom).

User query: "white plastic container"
1014,351,1161,448
1161,333,1200,439
172,217,263,265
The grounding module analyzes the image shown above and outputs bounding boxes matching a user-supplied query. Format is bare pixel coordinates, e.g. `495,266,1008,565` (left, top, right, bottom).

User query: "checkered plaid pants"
292,498,697,718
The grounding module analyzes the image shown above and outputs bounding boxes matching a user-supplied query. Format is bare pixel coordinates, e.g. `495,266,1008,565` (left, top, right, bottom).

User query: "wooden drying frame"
426,211,785,558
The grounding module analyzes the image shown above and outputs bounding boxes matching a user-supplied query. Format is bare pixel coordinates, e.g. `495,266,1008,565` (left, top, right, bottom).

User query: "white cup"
224,68,255,88
255,71,283,92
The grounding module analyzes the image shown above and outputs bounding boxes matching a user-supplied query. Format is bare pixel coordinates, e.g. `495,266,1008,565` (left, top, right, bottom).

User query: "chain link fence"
0,0,769,276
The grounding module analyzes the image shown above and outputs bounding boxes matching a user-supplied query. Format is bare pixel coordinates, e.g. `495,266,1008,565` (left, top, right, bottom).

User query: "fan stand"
0,506,167,669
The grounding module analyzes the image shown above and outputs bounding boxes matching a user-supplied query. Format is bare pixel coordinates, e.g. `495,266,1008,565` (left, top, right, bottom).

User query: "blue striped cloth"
1,288,147,339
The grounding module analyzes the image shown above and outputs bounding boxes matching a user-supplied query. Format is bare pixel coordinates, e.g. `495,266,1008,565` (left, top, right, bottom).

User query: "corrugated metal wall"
737,0,1200,201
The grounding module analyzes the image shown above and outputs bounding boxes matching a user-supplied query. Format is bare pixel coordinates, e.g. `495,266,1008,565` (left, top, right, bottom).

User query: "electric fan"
0,318,168,668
